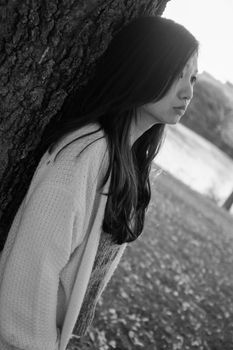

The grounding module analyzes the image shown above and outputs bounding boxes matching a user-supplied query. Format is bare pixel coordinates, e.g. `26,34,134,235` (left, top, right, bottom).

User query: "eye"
191,75,197,85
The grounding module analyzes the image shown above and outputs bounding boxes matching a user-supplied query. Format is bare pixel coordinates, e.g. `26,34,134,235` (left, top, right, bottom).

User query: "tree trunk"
0,0,170,250
222,189,233,211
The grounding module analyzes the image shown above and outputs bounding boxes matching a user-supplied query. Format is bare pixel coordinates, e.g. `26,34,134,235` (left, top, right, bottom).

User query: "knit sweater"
0,123,126,350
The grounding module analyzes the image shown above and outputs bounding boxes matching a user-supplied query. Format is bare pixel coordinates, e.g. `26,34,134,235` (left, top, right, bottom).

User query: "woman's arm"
0,183,78,350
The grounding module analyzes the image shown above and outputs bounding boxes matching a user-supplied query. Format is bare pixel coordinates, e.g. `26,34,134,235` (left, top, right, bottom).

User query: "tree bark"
0,0,170,250
222,189,233,211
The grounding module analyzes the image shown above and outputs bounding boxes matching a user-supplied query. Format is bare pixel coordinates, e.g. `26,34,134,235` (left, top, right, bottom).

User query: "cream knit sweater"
0,123,126,350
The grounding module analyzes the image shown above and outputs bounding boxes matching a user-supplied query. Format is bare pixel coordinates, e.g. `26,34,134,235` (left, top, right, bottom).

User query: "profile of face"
138,52,198,127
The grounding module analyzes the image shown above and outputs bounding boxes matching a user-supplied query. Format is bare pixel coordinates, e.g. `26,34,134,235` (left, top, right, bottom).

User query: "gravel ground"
69,165,233,350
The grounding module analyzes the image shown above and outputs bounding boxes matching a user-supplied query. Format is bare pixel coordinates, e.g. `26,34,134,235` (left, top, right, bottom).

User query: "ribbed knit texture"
0,123,126,350
74,231,121,336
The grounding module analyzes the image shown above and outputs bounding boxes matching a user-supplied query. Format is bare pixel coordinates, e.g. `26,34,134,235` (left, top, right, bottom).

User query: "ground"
68,164,233,350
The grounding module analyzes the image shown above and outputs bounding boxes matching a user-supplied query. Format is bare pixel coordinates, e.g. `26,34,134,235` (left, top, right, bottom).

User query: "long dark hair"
39,16,199,244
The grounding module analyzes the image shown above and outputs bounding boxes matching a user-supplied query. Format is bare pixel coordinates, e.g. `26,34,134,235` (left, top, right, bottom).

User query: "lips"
173,105,186,111
173,106,186,114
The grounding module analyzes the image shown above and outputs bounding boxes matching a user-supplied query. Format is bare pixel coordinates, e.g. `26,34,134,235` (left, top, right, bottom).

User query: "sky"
163,0,233,84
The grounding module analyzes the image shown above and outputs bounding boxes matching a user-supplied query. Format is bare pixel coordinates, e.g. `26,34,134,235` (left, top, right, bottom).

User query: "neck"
130,108,159,145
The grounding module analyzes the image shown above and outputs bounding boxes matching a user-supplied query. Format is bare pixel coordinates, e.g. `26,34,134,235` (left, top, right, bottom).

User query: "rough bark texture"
0,0,170,250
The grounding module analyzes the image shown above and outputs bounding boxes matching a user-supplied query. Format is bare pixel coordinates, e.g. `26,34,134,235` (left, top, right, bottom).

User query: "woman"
0,16,198,350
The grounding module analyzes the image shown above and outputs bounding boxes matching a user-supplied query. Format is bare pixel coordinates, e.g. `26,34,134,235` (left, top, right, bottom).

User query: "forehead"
184,52,198,74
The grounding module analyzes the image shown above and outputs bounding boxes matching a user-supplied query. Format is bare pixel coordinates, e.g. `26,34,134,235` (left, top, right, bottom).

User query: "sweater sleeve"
0,183,78,350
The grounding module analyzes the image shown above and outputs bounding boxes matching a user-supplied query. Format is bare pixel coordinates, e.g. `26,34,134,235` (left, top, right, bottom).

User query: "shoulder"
39,123,108,165
35,124,109,190
57,123,109,170
53,123,107,157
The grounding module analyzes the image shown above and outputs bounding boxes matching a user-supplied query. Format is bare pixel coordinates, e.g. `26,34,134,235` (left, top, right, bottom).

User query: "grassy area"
69,165,233,350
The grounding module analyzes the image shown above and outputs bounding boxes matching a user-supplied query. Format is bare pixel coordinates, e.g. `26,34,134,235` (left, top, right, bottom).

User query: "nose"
179,81,193,103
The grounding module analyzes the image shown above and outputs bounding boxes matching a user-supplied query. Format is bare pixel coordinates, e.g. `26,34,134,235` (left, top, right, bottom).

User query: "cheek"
143,97,172,118
145,102,161,115
156,98,171,114
151,103,164,116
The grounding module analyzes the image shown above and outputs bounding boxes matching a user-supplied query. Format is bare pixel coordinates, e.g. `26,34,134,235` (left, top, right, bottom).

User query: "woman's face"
138,52,198,126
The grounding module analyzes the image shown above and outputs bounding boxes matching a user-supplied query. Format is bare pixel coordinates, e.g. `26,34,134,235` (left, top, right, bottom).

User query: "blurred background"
157,0,233,213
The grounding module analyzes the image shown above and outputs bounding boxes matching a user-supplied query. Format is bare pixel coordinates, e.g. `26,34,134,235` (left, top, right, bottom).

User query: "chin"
167,116,181,125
